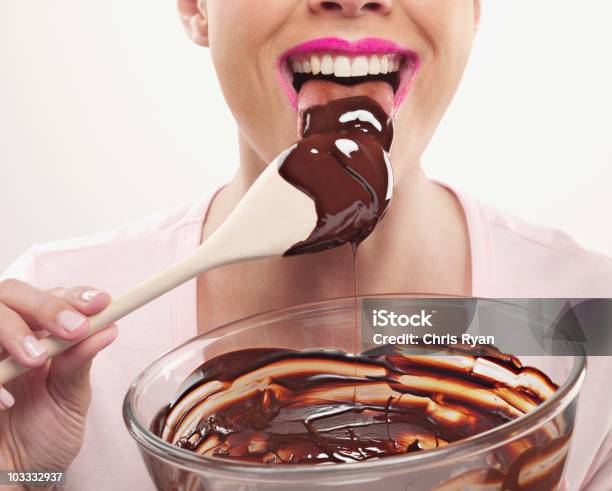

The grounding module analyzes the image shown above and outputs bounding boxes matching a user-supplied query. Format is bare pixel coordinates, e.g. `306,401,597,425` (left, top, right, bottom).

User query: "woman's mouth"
278,37,420,134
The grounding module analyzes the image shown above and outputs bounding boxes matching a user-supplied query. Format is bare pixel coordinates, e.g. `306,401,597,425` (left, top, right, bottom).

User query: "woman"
1,1,611,489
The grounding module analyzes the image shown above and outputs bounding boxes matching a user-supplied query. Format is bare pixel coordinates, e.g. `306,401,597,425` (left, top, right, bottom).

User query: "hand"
0,279,117,477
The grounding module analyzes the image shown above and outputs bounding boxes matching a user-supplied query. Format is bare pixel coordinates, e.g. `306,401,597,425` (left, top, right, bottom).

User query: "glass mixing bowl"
123,296,585,491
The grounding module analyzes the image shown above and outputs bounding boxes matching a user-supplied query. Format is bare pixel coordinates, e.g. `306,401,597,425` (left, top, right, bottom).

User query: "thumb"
47,324,118,409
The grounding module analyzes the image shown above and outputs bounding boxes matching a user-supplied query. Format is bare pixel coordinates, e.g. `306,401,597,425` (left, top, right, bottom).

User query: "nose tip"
308,0,392,17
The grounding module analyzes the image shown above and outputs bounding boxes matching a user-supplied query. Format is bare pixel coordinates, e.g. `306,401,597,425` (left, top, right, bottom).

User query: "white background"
1,1,610,272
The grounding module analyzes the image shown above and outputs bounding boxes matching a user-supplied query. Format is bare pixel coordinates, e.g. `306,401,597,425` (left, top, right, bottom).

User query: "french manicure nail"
23,335,47,358
0,387,15,409
58,310,87,332
81,290,101,302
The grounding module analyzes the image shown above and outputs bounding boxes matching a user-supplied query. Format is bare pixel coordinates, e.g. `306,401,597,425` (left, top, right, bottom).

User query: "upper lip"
282,36,412,58
277,37,420,112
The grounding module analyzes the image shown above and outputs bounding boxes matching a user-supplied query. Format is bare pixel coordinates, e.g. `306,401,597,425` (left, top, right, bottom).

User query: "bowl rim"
123,294,586,478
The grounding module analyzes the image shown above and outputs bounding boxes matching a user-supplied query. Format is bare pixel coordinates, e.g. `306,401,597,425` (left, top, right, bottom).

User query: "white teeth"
369,55,381,75
311,55,321,75
380,55,389,74
321,54,334,75
334,56,351,77
290,53,402,76
352,56,369,77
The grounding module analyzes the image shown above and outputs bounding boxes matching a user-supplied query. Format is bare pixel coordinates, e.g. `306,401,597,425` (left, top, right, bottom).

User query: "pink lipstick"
277,37,420,116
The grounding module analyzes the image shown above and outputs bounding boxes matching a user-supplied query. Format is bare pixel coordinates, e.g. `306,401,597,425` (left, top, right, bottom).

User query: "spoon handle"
0,248,217,385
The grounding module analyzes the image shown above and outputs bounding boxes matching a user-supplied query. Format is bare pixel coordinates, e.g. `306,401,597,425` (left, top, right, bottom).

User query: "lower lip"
277,54,420,115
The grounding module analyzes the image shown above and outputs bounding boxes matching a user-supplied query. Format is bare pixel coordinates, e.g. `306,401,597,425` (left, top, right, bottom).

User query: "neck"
201,133,268,240
355,165,471,296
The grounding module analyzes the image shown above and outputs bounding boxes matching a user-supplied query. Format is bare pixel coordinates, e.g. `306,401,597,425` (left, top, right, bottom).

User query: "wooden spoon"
0,156,316,384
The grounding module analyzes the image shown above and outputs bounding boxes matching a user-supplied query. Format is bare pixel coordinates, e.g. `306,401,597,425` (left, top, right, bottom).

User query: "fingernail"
81,289,101,302
58,310,87,332
0,387,15,409
23,335,47,358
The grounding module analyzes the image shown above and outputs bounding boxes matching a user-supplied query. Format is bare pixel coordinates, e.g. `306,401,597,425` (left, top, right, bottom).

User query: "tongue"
297,79,394,137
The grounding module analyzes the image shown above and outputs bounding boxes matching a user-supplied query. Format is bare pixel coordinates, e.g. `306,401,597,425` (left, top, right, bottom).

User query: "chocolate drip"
278,96,393,256
154,346,558,465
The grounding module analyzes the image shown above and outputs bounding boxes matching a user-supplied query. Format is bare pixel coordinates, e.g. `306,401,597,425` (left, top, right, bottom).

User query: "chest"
195,244,470,334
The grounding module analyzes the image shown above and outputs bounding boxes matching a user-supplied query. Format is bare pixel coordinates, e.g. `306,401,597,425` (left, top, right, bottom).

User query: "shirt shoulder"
1,199,209,289
36,200,205,255
476,200,612,297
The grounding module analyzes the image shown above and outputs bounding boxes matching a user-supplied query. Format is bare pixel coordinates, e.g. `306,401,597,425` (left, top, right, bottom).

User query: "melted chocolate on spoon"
278,96,393,256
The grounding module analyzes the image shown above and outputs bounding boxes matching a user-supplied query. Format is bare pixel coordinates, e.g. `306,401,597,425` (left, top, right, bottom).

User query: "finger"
0,303,49,368
48,323,118,401
0,279,89,340
0,385,15,410
50,286,111,316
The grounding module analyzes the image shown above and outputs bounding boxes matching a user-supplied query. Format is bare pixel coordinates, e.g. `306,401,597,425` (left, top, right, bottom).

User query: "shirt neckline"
171,182,491,343
435,182,493,297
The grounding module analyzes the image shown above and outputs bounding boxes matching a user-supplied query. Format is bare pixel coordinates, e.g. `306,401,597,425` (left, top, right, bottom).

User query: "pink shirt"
3,186,612,490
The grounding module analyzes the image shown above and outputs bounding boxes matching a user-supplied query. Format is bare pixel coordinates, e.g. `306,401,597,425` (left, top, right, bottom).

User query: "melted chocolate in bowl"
153,346,558,465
